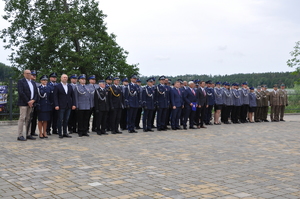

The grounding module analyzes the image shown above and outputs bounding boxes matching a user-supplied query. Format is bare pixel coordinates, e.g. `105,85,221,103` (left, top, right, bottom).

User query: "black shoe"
165,127,170,130
31,133,38,136
264,120,269,122
111,131,118,134
171,128,177,130
135,126,141,129
59,135,63,139
280,119,285,122
152,125,156,128
96,131,102,135
147,129,154,132
63,134,72,138
26,135,36,140
176,127,182,130
255,120,260,123
189,126,196,129
116,131,123,134
47,132,51,135
17,136,27,141
157,128,162,131
101,132,108,135
39,136,44,139
143,129,148,132
183,127,187,130
200,126,207,128
133,130,138,133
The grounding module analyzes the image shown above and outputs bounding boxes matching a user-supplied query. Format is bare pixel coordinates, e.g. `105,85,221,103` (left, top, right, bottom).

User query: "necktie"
203,89,206,96
191,89,195,96
177,88,180,95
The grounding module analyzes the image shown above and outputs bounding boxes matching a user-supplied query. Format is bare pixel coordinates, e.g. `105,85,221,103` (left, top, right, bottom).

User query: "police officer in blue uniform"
124,75,140,133
108,77,123,134
94,80,110,135
231,83,242,124
204,80,215,125
240,82,250,123
74,74,93,137
156,76,168,131
164,77,172,129
87,75,98,132
222,83,232,124
120,78,129,130
150,77,157,128
68,74,78,134
213,82,223,124
135,79,143,129
142,78,155,132
46,72,58,135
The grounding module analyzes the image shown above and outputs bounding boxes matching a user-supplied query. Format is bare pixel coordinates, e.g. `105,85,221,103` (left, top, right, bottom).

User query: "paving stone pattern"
0,115,300,199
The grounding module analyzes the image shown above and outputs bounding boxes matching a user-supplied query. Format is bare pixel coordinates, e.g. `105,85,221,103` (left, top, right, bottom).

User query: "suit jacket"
196,87,208,106
54,83,76,109
170,87,183,108
17,78,38,106
109,84,123,109
183,87,197,106
269,90,280,106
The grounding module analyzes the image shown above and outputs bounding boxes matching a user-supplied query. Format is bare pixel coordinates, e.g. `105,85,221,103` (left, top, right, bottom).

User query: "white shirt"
61,82,68,94
26,79,34,100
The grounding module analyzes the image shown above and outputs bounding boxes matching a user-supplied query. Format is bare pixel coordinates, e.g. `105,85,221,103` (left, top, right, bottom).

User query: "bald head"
61,74,68,84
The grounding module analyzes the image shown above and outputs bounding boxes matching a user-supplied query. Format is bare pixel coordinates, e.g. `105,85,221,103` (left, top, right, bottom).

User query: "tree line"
140,72,299,88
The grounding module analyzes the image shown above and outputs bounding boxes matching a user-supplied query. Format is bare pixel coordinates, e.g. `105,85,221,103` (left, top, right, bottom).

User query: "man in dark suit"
17,69,38,141
54,74,76,138
46,72,58,135
170,81,183,130
182,81,198,129
197,81,208,128
109,77,123,134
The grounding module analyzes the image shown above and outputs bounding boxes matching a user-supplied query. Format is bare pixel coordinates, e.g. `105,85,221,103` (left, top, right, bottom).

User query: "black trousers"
231,106,241,123
240,104,249,122
135,108,142,128
127,107,138,131
68,109,77,133
96,110,108,134
87,107,97,131
165,107,172,127
197,105,206,127
30,107,38,135
222,105,229,122
183,106,196,128
110,108,122,132
77,110,90,135
157,108,167,129
151,108,157,127
204,105,213,124
47,108,58,133
143,109,154,130
120,108,127,130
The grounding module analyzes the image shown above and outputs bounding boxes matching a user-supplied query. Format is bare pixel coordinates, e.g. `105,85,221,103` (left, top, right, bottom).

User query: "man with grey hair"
17,69,38,141
182,81,198,130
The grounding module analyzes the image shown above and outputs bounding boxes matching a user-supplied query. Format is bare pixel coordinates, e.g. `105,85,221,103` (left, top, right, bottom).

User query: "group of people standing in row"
16,69,288,141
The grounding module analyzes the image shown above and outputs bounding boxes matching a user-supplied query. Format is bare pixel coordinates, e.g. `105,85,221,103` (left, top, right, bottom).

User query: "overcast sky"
0,0,299,76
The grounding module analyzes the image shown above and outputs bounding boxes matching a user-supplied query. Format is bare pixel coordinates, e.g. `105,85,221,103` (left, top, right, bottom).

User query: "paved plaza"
0,115,300,199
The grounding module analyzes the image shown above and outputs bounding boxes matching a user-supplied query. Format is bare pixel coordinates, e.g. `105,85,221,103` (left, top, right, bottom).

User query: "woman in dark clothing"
37,75,53,138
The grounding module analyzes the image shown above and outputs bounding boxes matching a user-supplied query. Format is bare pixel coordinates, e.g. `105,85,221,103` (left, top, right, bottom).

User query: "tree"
0,62,15,82
1,0,139,79
287,41,300,82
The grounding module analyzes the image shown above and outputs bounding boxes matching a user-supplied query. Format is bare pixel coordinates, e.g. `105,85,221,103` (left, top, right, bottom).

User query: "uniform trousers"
231,106,240,123
87,107,97,131
47,108,58,133
143,109,154,130
279,105,286,120
270,105,280,121
171,107,181,129
254,107,262,121
240,104,249,122
261,106,269,120
151,108,157,127
120,109,127,130
110,108,122,132
183,106,196,128
204,105,213,124
135,107,142,128
127,107,138,131
157,108,167,130
68,110,77,133
222,105,231,122
77,110,90,136
96,110,108,134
